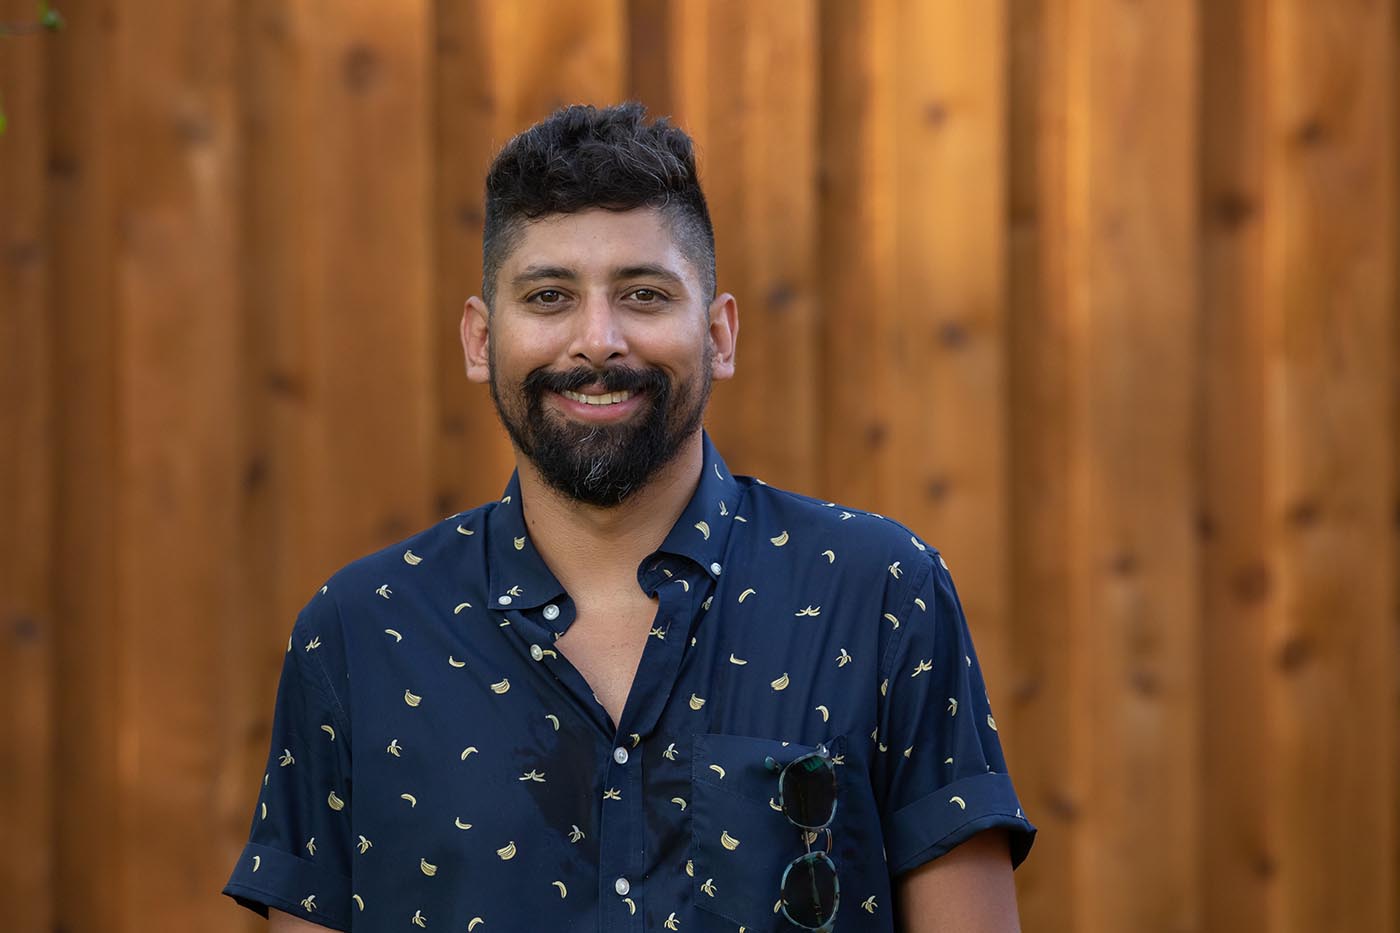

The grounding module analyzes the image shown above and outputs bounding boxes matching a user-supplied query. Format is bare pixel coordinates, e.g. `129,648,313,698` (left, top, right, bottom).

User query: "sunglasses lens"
781,852,838,928
780,755,837,829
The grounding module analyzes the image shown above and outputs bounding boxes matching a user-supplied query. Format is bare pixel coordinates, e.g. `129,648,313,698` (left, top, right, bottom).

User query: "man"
225,102,1035,932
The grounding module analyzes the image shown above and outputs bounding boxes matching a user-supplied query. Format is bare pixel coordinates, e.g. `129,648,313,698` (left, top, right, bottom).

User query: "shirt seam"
876,556,934,682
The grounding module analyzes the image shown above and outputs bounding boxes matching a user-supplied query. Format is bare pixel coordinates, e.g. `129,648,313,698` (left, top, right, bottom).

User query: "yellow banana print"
771,673,790,691
671,796,687,810
453,603,470,615
404,689,422,707
320,724,336,741
490,678,511,695
403,549,422,565
553,881,567,898
448,656,466,668
460,746,478,759
468,919,484,931
545,714,560,730
720,831,741,851
513,536,525,551
327,791,345,811
353,894,364,910
496,840,517,860
688,694,706,710
950,796,967,810
728,653,747,665
385,628,403,641
420,858,437,877
816,705,830,722
401,793,417,807
708,764,726,779
695,520,710,540
454,817,472,830
987,713,998,731
664,912,680,930
770,530,789,546
738,588,756,603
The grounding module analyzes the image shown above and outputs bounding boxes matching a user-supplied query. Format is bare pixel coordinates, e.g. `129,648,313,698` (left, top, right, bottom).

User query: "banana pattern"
225,437,1032,932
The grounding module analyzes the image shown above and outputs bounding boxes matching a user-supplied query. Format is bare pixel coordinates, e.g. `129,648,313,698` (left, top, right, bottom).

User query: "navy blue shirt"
224,435,1035,931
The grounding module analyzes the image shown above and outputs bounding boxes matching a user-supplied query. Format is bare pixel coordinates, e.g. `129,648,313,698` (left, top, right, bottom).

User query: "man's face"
464,207,736,507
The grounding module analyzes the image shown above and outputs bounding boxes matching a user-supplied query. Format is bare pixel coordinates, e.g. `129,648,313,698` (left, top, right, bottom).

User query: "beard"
488,346,712,508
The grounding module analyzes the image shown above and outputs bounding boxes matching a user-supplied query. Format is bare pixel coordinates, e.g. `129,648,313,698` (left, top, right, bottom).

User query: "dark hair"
481,102,716,308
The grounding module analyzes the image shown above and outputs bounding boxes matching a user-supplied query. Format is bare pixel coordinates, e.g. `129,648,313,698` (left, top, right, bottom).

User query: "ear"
461,296,492,383
708,292,738,380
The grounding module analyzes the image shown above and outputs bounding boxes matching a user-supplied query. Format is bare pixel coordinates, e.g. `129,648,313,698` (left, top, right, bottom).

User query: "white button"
614,877,630,896
613,747,629,765
542,603,560,621
530,644,544,661
710,562,722,575
497,595,512,606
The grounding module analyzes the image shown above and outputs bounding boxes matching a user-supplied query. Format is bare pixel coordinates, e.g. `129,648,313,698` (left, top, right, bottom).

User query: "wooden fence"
1,1,1395,931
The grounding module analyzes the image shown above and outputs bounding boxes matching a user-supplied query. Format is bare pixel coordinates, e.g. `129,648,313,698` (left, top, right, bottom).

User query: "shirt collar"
484,432,744,608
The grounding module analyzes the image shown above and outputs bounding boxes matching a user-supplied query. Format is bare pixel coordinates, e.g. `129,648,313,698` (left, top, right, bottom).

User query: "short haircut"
481,102,716,309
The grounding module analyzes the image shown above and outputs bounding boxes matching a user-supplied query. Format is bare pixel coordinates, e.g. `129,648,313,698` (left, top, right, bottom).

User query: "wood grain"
1264,2,1397,930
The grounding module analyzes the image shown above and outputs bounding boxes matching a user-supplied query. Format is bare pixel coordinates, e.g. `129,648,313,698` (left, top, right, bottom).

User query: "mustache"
522,365,669,397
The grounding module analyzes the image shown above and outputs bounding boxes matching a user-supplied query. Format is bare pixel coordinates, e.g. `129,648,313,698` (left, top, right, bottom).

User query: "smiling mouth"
559,389,635,406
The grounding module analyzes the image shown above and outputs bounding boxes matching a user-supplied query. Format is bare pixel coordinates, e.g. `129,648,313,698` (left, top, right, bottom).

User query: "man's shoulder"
318,499,499,593
734,475,943,570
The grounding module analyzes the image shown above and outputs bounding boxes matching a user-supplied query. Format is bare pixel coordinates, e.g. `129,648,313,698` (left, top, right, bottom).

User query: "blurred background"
1,1,1396,931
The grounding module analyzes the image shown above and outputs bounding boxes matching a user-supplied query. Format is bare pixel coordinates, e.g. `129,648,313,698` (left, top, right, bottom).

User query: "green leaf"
38,2,64,31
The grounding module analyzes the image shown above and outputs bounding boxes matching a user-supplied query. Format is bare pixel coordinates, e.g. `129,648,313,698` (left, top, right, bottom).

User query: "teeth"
561,389,633,406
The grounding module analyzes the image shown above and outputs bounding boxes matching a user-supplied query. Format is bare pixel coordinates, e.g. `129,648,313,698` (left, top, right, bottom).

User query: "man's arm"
896,829,1022,933
269,908,333,931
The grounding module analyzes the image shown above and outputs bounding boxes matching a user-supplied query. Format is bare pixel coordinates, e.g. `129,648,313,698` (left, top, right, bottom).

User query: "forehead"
502,207,695,282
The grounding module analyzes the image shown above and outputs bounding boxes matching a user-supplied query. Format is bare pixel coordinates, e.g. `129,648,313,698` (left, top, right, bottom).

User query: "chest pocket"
690,733,846,932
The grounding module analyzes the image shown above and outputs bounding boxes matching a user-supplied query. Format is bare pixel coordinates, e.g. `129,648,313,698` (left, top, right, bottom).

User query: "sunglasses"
766,750,840,930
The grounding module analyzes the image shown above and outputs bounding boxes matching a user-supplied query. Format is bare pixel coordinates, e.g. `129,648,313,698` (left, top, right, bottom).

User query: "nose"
568,291,628,367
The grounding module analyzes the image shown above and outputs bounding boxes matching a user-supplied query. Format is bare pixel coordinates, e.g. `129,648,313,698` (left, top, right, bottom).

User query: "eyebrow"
510,263,688,291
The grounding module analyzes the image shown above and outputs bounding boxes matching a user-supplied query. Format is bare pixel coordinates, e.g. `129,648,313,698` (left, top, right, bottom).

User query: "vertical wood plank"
300,0,435,576
1264,2,1397,930
817,0,897,511
673,0,819,487
1006,0,1077,928
1199,1,1273,930
111,2,246,927
1061,1,1201,929
45,1,125,929
0,0,55,927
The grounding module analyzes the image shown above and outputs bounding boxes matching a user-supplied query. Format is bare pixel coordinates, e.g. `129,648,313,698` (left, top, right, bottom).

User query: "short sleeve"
223,590,355,931
873,552,1036,876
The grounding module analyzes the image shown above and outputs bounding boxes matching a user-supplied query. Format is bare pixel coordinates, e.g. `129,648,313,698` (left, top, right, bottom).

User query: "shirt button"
710,562,722,575
613,747,629,765
614,877,631,896
497,595,512,606
530,644,544,661
542,603,560,621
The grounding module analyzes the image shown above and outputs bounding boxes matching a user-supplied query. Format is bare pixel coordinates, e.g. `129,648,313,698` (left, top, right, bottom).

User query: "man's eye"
629,288,662,302
530,289,565,304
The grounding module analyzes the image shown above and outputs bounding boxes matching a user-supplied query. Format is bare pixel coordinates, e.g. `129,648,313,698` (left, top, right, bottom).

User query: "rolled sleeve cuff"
884,771,1037,876
222,842,352,931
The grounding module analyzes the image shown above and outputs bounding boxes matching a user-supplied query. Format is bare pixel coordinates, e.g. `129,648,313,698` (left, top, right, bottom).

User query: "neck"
515,431,705,593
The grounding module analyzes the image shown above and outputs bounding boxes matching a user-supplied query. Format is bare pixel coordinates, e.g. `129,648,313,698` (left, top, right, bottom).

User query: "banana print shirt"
224,434,1035,931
